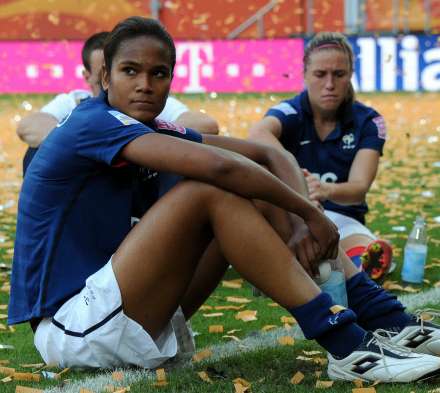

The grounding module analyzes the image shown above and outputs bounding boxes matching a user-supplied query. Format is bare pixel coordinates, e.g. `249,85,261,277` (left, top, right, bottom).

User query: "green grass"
0,92,439,391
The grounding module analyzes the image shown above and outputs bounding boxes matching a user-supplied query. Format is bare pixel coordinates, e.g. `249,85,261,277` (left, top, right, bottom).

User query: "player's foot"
327,331,440,382
386,309,440,357
361,240,393,282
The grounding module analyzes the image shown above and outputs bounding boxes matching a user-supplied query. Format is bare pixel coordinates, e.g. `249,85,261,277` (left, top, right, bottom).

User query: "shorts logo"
108,110,140,125
372,116,387,140
342,133,355,149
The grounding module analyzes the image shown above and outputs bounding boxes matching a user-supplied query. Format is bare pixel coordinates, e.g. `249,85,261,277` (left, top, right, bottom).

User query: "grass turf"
0,92,438,392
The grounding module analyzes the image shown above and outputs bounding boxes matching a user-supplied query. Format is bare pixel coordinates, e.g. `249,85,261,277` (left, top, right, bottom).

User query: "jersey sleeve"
41,90,91,122
76,109,155,165
157,96,189,122
358,114,387,155
154,119,202,143
265,101,301,148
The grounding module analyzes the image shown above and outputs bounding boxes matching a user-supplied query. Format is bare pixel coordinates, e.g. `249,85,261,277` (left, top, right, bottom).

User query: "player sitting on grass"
8,17,440,383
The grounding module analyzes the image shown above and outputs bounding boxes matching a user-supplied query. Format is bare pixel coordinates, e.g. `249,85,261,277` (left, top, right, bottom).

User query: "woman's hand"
303,169,333,202
287,215,321,277
303,208,339,261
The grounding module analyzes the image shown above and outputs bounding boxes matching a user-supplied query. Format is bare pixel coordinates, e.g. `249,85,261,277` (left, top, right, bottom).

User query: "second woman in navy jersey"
249,32,392,282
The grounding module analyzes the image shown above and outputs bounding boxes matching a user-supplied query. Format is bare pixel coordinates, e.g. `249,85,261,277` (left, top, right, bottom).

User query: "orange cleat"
361,240,393,282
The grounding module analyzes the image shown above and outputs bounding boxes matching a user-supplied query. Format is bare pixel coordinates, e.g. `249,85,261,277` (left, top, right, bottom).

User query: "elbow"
202,118,220,135
199,118,219,135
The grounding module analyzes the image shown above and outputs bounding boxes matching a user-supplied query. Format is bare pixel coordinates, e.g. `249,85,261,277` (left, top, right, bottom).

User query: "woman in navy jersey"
8,19,440,381
249,32,392,282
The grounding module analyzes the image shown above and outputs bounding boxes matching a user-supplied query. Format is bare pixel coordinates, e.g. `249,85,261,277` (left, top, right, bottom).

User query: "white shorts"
34,260,179,369
324,210,375,241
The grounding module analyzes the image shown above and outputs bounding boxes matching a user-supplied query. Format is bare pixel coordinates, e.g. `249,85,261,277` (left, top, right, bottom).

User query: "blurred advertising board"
0,35,439,93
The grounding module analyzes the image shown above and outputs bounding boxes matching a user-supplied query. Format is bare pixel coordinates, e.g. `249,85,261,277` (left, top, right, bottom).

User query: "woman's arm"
120,132,339,259
305,149,380,205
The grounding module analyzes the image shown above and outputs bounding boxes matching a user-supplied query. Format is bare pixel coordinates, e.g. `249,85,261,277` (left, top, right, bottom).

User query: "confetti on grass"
235,310,257,322
290,371,304,385
192,349,213,363
197,371,212,383
277,336,294,346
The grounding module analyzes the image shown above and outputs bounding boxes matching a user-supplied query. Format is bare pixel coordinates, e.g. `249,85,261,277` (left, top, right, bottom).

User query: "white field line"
45,287,440,392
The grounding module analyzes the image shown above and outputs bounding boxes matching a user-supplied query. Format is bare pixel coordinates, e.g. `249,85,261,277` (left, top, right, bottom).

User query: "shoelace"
366,330,413,381
414,309,440,333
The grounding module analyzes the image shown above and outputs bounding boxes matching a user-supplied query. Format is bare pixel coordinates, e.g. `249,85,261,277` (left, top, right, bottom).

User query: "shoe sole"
328,364,440,383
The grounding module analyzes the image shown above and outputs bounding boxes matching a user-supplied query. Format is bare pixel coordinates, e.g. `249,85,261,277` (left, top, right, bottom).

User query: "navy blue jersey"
266,90,386,223
9,92,202,325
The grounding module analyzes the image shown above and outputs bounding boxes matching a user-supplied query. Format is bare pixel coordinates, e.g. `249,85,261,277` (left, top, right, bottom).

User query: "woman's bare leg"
112,180,320,338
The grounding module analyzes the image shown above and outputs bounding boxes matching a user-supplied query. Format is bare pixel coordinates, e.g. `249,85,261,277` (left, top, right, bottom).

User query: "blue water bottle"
401,216,428,284
314,259,348,307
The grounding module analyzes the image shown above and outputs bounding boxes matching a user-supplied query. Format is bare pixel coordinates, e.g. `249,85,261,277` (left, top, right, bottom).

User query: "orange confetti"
278,336,295,346
156,368,166,382
112,371,124,381
208,325,224,333
13,372,41,382
280,316,296,324
235,310,257,322
261,325,277,332
15,387,44,393
0,366,15,376
215,305,245,311
352,388,377,393
197,371,212,383
316,380,334,388
192,349,213,363
222,279,243,289
290,371,304,384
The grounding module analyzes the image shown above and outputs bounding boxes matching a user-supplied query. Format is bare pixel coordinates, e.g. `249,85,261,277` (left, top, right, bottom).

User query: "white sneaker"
387,309,440,357
327,331,440,382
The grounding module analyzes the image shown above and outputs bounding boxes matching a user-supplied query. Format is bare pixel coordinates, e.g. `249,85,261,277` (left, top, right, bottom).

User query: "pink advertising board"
0,39,304,94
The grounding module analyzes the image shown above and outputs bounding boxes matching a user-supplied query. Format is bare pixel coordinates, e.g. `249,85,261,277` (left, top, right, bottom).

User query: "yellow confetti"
233,377,251,390
353,379,364,388
112,371,124,381
192,349,213,363
203,312,224,318
278,336,295,346
226,296,251,304
352,388,377,393
330,305,346,314
215,305,245,311
222,279,243,289
208,325,224,333
13,372,41,382
267,302,280,307
290,371,304,384
316,380,334,388
235,310,257,322
18,363,44,369
156,368,166,383
0,366,14,376
280,316,296,324
16,387,44,393
261,325,277,332
197,371,212,383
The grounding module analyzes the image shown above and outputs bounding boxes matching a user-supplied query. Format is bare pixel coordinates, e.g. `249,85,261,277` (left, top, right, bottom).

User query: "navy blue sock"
288,292,365,358
346,272,411,331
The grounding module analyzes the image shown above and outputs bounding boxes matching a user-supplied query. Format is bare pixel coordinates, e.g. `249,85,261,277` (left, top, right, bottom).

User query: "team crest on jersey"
108,110,140,126
272,102,297,116
372,116,387,140
155,119,186,134
342,133,355,149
